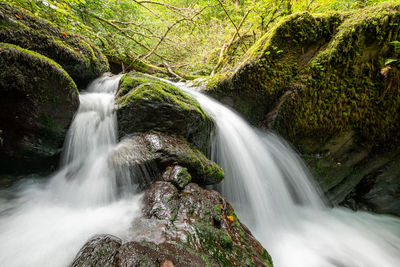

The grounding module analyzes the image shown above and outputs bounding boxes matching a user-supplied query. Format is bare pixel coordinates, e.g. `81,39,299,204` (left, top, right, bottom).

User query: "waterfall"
0,75,141,267
178,82,400,267
1,73,400,267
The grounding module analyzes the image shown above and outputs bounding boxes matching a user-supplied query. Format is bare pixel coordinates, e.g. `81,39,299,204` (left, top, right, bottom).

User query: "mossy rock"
141,182,273,266
73,181,273,266
111,131,224,188
0,43,78,174
205,4,400,212
116,72,214,151
0,3,109,86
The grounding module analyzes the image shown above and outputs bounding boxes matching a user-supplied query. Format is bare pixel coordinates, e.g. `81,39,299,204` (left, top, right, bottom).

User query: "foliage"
1,0,398,75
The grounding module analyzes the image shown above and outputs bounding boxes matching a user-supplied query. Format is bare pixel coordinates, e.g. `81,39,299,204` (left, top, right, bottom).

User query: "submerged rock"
116,72,213,151
0,42,78,174
112,131,224,189
71,180,273,267
0,3,109,86
204,4,400,213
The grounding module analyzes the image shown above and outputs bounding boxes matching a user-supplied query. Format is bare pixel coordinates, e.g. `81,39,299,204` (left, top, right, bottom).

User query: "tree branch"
217,0,240,39
142,5,210,60
211,8,252,75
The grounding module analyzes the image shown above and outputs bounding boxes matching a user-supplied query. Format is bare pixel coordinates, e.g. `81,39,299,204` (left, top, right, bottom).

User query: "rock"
116,72,213,151
70,235,121,267
203,4,400,213
339,149,400,216
0,3,109,86
160,165,191,190
0,43,78,174
71,181,273,267
112,131,224,189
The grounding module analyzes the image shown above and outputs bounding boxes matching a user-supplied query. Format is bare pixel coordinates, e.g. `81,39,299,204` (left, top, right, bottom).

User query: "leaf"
385,58,398,65
227,215,234,222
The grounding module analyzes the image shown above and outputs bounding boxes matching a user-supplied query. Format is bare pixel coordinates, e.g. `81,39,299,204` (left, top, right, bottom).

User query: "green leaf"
385,58,398,65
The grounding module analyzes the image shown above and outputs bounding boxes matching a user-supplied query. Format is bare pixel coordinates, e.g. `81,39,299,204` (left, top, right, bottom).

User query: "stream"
0,75,399,267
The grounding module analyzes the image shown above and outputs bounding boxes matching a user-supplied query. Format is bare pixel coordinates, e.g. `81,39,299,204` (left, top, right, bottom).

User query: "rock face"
116,72,214,151
0,3,109,86
204,4,400,215
0,43,78,174
71,181,273,267
112,131,224,189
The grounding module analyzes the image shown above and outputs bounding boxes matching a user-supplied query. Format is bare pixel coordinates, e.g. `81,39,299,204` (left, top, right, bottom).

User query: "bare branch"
135,0,191,14
90,13,169,61
143,5,210,60
217,0,240,38
159,62,183,79
211,8,252,75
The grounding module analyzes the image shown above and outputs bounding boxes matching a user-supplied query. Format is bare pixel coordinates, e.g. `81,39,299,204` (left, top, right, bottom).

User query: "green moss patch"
0,3,109,85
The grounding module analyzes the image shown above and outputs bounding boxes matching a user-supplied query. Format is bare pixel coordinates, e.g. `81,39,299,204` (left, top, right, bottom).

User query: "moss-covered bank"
205,4,400,212
0,3,109,86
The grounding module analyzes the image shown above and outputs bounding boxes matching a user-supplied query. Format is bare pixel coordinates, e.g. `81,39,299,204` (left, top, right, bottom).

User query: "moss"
0,42,78,160
0,42,76,93
0,3,109,85
277,4,400,147
205,3,400,150
116,72,214,152
118,72,205,116
176,167,192,188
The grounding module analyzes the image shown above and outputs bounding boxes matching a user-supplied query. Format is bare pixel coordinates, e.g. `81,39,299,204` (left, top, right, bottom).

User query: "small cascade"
178,82,400,267
0,75,141,267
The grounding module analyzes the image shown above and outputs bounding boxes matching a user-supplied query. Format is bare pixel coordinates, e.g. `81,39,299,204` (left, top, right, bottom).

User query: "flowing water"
178,82,400,267
0,75,141,267
0,74,400,267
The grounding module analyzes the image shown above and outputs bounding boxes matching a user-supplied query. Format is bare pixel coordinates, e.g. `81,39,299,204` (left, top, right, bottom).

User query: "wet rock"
111,131,224,189
0,43,78,174
340,150,400,216
0,3,109,86
142,181,273,266
72,181,273,267
160,165,191,190
71,235,207,267
71,235,121,267
116,72,213,151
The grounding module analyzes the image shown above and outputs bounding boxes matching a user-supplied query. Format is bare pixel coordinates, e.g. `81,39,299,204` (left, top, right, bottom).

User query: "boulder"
71,180,273,267
116,72,213,151
0,3,109,86
111,131,224,189
0,43,78,174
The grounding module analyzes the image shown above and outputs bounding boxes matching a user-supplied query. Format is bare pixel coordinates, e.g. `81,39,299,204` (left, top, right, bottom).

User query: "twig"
143,5,210,60
217,0,240,39
211,8,252,75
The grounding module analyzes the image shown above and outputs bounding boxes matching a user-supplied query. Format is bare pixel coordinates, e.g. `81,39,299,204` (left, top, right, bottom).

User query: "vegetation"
2,0,397,77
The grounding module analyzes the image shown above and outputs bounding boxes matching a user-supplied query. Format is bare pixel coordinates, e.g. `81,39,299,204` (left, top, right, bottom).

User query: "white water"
1,74,400,267
179,83,400,267
0,75,141,267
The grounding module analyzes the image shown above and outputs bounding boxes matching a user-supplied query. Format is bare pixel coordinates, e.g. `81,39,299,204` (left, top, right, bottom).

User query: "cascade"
178,82,400,267
0,74,399,267
0,75,141,267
